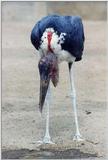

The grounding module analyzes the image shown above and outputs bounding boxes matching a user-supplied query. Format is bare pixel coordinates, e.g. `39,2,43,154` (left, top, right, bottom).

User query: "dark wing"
61,16,85,61
31,15,85,61
30,21,41,50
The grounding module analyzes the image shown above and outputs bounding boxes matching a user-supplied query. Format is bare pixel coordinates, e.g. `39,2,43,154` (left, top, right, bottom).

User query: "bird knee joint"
70,91,76,98
72,95,76,99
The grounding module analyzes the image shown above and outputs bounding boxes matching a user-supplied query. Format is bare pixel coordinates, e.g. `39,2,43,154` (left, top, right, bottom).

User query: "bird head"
38,52,59,112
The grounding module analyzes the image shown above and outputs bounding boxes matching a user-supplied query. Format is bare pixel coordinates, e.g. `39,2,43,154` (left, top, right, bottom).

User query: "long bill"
39,77,50,112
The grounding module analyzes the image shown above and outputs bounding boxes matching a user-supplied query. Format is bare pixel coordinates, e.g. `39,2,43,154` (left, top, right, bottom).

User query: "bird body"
31,14,85,112
31,15,85,142
31,14,85,63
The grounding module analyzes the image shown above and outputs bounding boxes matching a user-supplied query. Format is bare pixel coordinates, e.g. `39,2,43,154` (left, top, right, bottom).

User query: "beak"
38,53,59,112
39,77,50,112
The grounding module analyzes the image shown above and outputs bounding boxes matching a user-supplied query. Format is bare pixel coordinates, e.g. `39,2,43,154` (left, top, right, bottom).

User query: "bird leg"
42,84,55,144
69,62,84,141
37,84,54,145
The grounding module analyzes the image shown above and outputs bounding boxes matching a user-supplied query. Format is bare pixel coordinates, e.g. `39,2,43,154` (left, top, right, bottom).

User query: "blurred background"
2,1,107,22
2,1,107,159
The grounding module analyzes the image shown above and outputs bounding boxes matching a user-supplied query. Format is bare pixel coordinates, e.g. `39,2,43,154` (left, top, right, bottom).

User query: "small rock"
85,110,91,115
32,120,35,123
81,143,85,145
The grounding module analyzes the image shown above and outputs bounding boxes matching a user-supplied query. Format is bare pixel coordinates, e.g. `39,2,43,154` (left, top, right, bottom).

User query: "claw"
43,136,55,144
73,134,84,141
36,137,55,145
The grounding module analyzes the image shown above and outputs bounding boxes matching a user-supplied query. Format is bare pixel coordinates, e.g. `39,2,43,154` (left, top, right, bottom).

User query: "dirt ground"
2,20,107,159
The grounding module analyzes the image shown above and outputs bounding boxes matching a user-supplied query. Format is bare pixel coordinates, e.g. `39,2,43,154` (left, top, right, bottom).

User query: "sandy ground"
2,20,107,159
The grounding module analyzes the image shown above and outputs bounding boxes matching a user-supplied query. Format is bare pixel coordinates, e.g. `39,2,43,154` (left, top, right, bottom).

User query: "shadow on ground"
2,148,97,159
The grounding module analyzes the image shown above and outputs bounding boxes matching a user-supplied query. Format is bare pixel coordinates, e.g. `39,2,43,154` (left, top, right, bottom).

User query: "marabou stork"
31,14,85,144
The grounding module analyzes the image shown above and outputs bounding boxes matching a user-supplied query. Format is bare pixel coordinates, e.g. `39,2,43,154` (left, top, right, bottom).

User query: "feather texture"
31,14,85,62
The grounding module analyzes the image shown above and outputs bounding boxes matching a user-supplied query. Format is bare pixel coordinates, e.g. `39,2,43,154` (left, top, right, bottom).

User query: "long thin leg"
68,62,83,141
43,84,54,144
37,83,54,145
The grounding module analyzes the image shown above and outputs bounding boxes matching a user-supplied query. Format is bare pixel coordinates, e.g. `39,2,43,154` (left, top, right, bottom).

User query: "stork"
31,14,85,144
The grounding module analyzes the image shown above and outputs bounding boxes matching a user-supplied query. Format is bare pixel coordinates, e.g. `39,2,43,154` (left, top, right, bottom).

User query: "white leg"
37,84,54,145
43,101,51,143
69,63,84,141
43,84,54,144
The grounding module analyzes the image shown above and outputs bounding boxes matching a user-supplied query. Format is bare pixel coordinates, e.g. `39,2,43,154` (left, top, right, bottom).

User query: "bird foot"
43,136,55,144
36,137,55,145
73,134,84,141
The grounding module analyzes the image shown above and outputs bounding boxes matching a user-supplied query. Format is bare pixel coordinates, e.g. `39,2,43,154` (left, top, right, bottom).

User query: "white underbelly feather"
39,48,75,63
39,28,76,63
